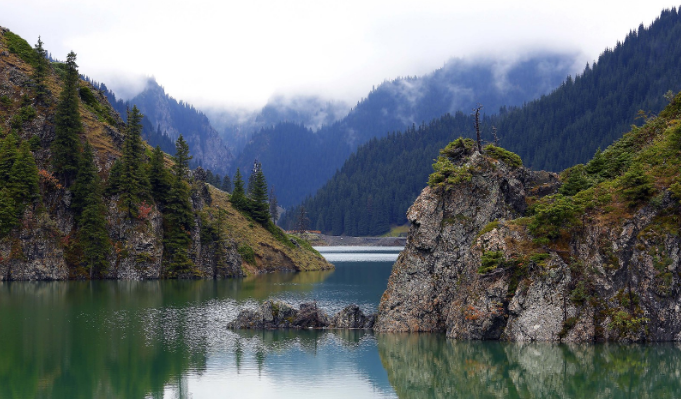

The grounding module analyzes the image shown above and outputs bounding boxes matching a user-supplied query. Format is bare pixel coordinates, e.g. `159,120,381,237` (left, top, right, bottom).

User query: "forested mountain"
101,78,233,174
205,95,349,153
234,52,577,207
0,27,328,280
283,7,681,235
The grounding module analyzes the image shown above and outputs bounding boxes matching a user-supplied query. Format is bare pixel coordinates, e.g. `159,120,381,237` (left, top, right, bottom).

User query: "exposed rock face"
228,301,376,330
375,145,681,342
330,304,376,329
375,151,560,336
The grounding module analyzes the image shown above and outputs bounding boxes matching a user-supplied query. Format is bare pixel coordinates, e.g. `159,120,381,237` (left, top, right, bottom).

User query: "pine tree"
222,174,232,193
149,145,172,205
172,135,192,180
247,168,270,225
163,136,195,276
119,105,151,217
0,132,19,186
8,141,40,212
72,142,99,220
51,51,82,186
230,168,246,211
32,36,50,103
76,144,110,278
0,188,17,236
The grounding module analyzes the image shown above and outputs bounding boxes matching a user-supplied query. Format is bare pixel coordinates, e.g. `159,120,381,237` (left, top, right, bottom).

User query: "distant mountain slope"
234,52,577,207
102,78,233,174
285,7,681,235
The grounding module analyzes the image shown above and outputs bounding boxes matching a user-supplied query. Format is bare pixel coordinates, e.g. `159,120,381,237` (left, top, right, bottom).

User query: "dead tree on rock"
473,104,483,153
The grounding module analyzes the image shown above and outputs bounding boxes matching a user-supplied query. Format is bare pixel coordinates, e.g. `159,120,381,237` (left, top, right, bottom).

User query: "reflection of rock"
378,334,681,399
228,301,375,330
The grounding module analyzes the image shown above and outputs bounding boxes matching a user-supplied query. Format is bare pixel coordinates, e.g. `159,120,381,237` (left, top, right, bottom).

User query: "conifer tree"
172,135,192,180
248,168,270,225
119,105,151,217
51,51,82,186
163,136,195,276
149,145,172,205
222,174,232,193
76,143,110,277
72,142,99,220
32,36,50,103
230,168,246,211
9,141,40,212
0,188,17,236
0,133,19,186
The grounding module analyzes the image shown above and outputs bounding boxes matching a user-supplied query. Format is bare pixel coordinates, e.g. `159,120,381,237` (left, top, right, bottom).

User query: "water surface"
1,246,680,398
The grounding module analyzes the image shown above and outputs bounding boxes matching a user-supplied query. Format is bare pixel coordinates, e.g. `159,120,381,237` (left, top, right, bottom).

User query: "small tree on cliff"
51,51,82,187
163,135,195,276
118,106,151,218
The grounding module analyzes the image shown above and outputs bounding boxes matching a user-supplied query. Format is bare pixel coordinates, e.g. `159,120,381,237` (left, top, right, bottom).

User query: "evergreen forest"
282,7,681,235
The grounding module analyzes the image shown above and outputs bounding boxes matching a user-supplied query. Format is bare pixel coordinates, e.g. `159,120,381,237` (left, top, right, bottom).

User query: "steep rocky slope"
376,100,681,342
0,27,330,280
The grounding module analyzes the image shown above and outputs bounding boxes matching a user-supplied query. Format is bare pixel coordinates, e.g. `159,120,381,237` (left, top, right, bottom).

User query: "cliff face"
0,27,330,280
376,107,681,342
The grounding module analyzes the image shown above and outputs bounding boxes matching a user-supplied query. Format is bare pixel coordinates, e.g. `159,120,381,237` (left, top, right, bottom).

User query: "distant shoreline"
293,232,407,247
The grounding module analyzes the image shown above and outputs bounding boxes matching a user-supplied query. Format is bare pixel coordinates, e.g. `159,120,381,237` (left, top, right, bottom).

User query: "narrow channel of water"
1,246,680,398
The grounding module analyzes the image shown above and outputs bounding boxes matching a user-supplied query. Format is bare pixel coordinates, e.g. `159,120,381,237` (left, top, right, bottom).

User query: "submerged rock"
228,301,376,330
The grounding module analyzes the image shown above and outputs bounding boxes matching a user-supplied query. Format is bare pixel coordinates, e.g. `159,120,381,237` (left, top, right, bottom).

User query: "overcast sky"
3,0,679,109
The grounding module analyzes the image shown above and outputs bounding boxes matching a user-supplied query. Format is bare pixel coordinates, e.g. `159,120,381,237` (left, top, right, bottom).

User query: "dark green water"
1,247,680,398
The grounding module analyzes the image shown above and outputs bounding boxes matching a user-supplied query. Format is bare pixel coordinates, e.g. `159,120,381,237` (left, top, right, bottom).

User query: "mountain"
375,91,681,342
205,95,349,154
100,78,234,175
287,7,681,236
233,52,578,207
0,27,329,280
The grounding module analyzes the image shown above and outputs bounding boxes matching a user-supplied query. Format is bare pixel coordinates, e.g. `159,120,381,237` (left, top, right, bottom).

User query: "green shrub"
0,95,11,107
237,244,255,265
428,157,472,188
620,163,654,205
440,137,476,158
570,280,590,306
484,145,522,168
559,164,591,196
528,194,582,241
478,251,504,274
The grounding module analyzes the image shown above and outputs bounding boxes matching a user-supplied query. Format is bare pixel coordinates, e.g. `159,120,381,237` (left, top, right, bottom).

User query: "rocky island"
375,100,681,342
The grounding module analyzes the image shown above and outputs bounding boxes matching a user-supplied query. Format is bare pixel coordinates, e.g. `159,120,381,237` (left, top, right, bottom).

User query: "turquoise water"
1,247,680,398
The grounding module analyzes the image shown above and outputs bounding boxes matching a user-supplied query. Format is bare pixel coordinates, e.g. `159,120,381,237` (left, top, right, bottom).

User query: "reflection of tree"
377,334,681,399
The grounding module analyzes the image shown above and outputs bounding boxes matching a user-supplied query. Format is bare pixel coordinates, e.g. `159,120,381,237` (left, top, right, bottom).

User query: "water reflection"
3,249,680,398
377,334,681,399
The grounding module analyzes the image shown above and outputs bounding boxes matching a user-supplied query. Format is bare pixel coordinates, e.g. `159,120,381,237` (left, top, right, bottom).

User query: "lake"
1,246,680,398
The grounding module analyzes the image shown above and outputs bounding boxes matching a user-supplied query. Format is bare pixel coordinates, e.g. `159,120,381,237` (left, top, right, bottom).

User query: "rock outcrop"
375,112,681,342
228,300,376,330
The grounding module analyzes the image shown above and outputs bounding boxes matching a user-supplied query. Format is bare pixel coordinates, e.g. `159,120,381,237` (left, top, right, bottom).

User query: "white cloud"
2,0,678,109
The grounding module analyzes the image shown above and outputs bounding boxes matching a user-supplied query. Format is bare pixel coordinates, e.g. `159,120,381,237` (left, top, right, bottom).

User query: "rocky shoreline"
228,300,376,330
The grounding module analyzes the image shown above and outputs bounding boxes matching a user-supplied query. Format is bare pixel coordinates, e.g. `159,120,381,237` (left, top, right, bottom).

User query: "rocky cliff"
375,101,681,342
0,27,330,280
